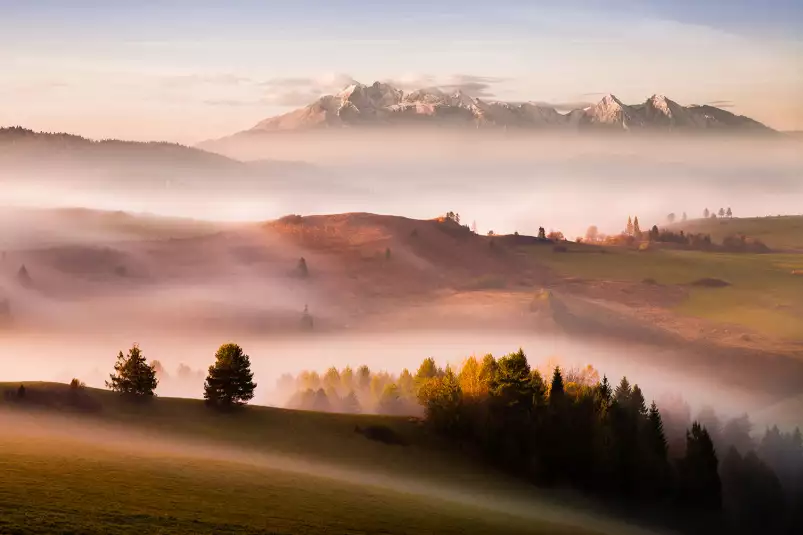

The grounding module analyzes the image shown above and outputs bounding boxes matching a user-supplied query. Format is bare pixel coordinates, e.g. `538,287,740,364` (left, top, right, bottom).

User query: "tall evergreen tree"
106,344,158,397
678,422,722,511
203,343,257,407
626,216,634,236
549,366,565,406
633,216,642,238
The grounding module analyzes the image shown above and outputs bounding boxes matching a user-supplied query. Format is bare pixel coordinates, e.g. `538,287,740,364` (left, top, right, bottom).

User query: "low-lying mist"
0,329,794,429
2,132,801,238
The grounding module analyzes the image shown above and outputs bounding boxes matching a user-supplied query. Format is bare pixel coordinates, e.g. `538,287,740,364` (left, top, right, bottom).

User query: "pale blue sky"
1,1,800,141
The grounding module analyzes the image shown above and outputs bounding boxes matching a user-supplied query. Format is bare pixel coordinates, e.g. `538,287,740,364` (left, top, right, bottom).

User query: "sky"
0,0,801,143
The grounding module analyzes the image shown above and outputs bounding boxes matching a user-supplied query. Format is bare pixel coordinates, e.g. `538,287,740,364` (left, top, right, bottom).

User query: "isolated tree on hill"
626,216,634,236
203,343,256,407
17,264,32,287
704,208,710,218
455,213,461,225
297,257,308,278
726,207,732,218
538,227,546,240
106,344,158,396
667,213,676,224
682,212,688,221
632,217,642,239
300,304,314,331
718,207,725,217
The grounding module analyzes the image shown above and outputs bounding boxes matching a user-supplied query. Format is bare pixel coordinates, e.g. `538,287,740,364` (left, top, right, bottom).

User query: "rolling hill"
0,382,653,535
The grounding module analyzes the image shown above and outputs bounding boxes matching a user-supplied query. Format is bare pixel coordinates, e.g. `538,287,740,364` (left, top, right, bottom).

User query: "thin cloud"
707,99,735,108
529,101,593,112
385,74,507,98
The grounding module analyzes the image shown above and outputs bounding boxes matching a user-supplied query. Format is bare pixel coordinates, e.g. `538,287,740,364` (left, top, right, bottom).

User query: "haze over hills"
206,81,776,141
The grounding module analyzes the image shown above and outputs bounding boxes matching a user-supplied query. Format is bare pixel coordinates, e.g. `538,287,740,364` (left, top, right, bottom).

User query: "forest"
281,350,803,535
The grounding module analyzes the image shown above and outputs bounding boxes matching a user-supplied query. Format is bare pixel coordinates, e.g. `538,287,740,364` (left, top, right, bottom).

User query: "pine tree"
596,375,613,414
679,422,722,510
614,377,632,406
718,207,725,217
633,216,642,239
538,227,546,240
726,207,732,218
203,343,256,407
682,211,688,221
630,385,647,417
106,344,158,396
647,402,669,459
704,208,710,218
549,366,565,405
626,216,634,236
297,257,309,278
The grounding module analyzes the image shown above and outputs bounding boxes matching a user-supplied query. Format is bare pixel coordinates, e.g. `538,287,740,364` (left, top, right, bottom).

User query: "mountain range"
220,81,775,137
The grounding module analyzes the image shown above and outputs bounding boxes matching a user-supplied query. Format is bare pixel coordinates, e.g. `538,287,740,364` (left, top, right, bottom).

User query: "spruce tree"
647,402,669,459
626,216,634,236
679,422,722,511
549,366,565,406
203,343,257,407
106,344,158,396
633,216,642,239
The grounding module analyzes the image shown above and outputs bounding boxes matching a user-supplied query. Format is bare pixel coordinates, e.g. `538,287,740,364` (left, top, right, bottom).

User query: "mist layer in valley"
2,130,801,239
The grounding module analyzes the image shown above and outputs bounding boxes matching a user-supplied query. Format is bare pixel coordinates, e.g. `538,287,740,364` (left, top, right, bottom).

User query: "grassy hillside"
0,383,646,535
532,244,803,339
670,216,803,251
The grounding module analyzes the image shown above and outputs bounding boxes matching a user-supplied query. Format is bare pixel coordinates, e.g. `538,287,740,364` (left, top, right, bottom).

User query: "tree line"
413,349,802,535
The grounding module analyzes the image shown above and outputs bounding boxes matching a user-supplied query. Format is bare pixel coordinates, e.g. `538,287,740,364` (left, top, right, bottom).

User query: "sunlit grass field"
0,438,562,535
534,245,803,339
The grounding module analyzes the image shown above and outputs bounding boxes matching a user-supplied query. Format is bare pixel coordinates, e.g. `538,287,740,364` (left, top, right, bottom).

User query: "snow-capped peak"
239,82,775,134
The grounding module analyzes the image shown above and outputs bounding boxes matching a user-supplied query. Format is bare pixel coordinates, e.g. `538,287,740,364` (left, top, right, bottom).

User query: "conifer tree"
549,366,565,406
704,208,710,218
679,422,722,510
106,344,158,396
203,343,256,407
633,216,642,238
626,216,634,236
647,402,669,459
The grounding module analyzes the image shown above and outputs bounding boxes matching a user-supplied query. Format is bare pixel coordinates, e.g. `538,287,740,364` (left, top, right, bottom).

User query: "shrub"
69,378,86,390
354,424,407,446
